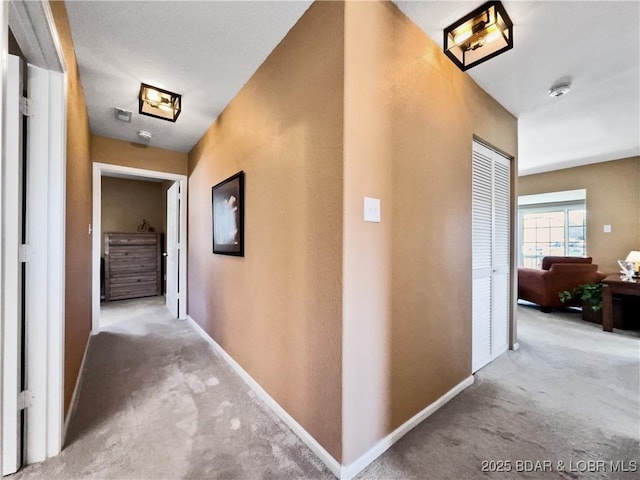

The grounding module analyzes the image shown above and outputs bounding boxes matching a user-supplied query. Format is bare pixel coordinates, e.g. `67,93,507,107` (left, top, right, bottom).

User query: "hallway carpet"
10,299,639,479
13,297,333,480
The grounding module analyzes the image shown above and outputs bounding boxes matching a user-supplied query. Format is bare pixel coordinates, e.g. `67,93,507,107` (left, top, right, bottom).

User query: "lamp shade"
443,1,513,71
625,251,640,263
139,83,181,122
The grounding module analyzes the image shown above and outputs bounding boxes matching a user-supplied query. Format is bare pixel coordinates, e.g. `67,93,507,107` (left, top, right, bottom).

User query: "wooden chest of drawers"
104,233,161,301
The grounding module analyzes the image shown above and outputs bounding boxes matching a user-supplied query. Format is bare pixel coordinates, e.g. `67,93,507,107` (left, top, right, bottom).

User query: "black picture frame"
212,171,245,256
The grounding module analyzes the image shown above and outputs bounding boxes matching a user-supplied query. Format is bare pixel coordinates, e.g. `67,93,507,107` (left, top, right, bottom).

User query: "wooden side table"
601,274,640,332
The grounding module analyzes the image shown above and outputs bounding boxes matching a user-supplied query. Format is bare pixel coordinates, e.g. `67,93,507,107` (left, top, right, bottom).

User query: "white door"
472,140,511,373
166,182,180,317
2,54,25,476
491,154,511,359
471,144,493,372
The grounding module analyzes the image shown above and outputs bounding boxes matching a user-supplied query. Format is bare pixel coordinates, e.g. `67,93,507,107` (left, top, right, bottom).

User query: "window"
518,190,587,268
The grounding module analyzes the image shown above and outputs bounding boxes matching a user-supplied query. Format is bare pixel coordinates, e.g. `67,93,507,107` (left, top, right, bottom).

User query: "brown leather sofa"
518,256,606,312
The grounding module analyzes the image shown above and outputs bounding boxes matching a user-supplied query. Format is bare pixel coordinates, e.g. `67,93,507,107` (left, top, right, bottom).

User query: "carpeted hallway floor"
10,298,639,479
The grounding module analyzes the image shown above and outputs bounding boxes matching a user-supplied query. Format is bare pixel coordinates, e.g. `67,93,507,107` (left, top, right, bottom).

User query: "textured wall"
101,177,167,254
187,2,344,460
92,135,188,175
342,1,518,463
50,0,92,417
519,157,640,273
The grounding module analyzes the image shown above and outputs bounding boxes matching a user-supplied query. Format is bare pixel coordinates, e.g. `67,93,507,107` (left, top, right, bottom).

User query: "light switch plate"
364,197,381,223
603,224,612,233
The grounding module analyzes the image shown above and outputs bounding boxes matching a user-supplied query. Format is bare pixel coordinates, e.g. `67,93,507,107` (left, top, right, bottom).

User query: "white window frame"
518,189,587,268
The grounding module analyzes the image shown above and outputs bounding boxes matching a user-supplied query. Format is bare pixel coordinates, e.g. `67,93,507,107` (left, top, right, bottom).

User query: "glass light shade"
443,1,513,71
139,83,181,122
625,251,640,272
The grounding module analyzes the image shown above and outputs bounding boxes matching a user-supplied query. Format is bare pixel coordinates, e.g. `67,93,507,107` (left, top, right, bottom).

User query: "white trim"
339,376,474,480
185,315,474,480
8,0,65,73
518,188,586,206
1,0,67,467
92,163,188,333
25,62,66,463
185,315,342,478
2,53,22,476
25,63,50,463
91,165,101,330
46,69,66,458
62,334,91,445
1,3,11,475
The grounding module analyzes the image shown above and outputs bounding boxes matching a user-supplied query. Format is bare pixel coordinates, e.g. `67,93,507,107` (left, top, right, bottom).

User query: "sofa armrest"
517,268,550,305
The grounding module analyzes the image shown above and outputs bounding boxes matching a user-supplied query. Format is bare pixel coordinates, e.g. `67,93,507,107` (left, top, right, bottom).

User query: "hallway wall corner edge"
185,315,342,478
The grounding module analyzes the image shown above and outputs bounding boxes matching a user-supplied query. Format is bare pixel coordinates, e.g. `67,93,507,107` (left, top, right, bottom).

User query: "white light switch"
603,224,612,233
364,197,381,223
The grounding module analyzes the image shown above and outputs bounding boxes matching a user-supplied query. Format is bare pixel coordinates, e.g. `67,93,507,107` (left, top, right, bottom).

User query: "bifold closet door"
472,140,511,373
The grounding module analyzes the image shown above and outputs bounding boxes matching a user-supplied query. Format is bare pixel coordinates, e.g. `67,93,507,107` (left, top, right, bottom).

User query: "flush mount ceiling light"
443,1,513,71
139,83,181,122
548,82,572,98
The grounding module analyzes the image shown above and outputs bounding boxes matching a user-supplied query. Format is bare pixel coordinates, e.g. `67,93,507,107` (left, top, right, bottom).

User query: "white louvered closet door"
472,141,511,373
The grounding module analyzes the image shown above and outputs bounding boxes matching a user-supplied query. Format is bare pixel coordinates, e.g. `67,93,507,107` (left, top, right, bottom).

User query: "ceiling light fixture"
548,82,572,98
139,83,181,122
443,1,513,71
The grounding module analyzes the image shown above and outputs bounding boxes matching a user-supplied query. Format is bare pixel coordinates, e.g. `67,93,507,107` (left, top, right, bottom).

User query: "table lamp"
625,251,640,277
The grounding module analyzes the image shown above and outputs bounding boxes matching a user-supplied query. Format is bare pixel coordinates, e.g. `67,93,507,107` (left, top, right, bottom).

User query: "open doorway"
92,163,187,333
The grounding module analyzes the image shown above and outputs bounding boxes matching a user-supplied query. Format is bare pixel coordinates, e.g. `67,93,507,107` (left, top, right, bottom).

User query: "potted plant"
559,283,603,323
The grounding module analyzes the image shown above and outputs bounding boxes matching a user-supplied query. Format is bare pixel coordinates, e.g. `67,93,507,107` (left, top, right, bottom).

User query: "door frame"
2,53,24,476
1,0,67,469
92,163,188,332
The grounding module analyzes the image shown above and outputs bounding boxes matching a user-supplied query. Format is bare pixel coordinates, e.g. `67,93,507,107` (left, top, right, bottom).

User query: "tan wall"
50,1,93,416
519,157,640,273
187,1,344,460
92,135,188,175
101,177,167,254
342,1,518,463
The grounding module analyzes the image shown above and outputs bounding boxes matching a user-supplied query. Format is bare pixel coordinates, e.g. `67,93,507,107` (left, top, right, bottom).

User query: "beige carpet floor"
9,298,639,479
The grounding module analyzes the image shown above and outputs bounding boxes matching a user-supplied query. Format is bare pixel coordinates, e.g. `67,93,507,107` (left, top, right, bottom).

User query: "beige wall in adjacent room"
519,157,640,274
342,1,518,464
101,177,168,254
50,0,93,416
92,135,188,175
187,1,344,460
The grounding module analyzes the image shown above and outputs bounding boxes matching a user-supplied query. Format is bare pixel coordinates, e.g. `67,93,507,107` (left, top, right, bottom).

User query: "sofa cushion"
541,256,592,270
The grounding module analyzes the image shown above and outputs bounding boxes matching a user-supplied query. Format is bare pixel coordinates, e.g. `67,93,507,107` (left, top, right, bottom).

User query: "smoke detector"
548,82,571,98
114,107,132,122
137,130,153,141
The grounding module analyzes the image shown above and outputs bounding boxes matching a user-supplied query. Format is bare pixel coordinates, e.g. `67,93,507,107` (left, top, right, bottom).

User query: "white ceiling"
395,1,640,175
65,1,313,153
65,1,640,175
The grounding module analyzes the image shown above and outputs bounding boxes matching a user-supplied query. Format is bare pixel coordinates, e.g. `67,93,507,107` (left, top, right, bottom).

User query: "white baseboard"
340,375,474,480
185,316,342,478
62,333,92,445
185,315,474,480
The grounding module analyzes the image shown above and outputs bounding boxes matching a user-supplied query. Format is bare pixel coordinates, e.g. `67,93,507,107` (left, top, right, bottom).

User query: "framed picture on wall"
212,171,245,256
